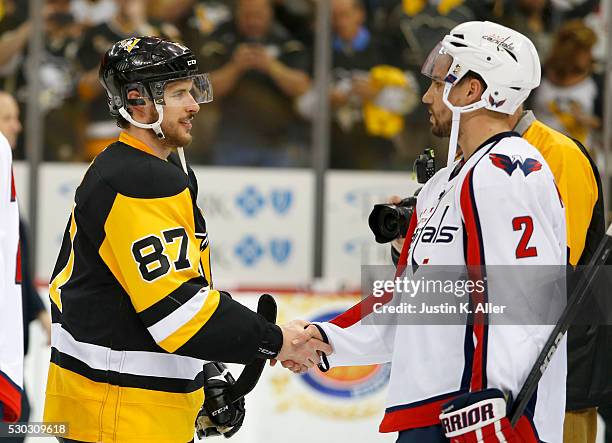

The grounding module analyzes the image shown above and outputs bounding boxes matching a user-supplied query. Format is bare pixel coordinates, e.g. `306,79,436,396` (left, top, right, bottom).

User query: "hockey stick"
509,224,612,426
227,294,277,403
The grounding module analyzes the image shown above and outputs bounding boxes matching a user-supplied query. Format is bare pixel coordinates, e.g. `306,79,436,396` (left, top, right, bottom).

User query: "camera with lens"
368,196,417,244
368,149,436,244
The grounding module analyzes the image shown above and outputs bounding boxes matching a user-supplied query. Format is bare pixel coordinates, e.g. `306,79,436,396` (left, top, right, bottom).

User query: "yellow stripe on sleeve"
49,209,78,311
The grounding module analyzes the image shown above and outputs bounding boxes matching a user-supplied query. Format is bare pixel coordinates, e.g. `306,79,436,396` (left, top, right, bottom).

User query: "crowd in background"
0,0,607,170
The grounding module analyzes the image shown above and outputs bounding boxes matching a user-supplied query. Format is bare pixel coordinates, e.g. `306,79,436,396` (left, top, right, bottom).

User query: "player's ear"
126,89,149,120
466,77,485,103
126,89,146,107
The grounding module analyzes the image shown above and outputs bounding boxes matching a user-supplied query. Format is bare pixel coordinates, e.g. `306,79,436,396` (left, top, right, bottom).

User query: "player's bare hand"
282,360,309,374
277,322,331,368
386,195,403,205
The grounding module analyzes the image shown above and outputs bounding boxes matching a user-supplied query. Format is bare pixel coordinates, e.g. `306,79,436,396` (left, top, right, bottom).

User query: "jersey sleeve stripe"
460,167,489,391
139,276,208,326
330,212,418,329
0,369,22,422
460,169,485,265
379,389,466,432
157,290,221,353
514,414,540,443
146,288,214,343
49,210,78,311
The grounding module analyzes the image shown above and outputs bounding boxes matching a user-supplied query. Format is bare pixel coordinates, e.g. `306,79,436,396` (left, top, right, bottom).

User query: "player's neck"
124,127,173,160
459,115,513,160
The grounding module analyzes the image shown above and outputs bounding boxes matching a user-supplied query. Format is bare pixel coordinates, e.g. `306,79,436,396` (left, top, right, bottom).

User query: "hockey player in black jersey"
43,37,330,443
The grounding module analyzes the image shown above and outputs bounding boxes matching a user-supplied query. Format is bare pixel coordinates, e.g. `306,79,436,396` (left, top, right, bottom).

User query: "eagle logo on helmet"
118,38,141,53
488,94,506,108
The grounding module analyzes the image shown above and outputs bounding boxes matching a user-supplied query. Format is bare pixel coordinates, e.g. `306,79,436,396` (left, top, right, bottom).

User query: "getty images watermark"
360,265,589,326
371,276,502,315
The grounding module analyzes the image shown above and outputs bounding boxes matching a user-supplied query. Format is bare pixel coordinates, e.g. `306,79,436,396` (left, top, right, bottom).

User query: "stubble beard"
430,118,451,138
161,122,192,149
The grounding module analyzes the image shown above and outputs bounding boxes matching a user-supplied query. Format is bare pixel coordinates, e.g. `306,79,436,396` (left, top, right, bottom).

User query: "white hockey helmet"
421,21,541,165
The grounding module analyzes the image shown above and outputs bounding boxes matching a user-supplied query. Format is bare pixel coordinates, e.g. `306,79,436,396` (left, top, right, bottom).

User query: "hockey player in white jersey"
285,22,568,442
0,131,23,422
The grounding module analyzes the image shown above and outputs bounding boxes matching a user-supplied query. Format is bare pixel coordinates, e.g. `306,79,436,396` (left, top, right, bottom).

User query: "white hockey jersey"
0,132,23,422
317,132,567,442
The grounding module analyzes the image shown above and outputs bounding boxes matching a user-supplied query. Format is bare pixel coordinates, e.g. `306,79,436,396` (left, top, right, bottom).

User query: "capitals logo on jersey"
489,153,542,177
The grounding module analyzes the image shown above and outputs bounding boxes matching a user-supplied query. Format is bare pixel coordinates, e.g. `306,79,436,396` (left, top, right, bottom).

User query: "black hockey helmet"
99,36,212,137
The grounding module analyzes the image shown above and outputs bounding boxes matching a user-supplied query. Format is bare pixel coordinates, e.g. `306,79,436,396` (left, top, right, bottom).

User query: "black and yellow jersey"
517,111,604,267
517,111,608,410
43,132,282,443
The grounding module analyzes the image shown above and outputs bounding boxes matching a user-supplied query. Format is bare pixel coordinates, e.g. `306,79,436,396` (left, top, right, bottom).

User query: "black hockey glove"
196,362,245,439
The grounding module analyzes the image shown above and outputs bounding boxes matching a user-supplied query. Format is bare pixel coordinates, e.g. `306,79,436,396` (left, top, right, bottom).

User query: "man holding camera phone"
286,21,569,443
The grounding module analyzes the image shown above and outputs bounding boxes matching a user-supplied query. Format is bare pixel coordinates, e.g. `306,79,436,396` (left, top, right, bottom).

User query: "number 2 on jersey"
131,227,191,282
512,216,538,259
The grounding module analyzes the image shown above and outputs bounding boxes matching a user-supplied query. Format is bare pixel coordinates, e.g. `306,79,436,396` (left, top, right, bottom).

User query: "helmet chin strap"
118,103,166,139
118,104,190,175
442,82,487,166
177,147,188,174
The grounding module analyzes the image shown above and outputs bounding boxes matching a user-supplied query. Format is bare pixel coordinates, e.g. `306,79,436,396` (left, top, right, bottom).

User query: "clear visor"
421,42,454,83
149,73,213,107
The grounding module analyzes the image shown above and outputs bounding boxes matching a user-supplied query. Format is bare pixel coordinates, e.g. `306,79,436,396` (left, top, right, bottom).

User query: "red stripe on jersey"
15,239,22,284
10,167,16,202
460,169,483,265
330,212,418,329
379,392,460,432
460,168,487,391
514,415,540,443
0,371,22,422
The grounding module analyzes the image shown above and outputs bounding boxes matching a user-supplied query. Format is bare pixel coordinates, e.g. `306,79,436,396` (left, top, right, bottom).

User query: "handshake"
273,320,332,374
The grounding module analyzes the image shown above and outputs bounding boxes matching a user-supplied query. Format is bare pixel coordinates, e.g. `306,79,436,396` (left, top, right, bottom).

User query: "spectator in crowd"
297,0,417,169
152,0,234,42
151,0,316,54
501,0,554,61
533,19,600,147
384,0,474,163
76,0,180,161
386,0,474,73
198,0,312,166
0,91,51,442
70,0,118,28
0,0,81,161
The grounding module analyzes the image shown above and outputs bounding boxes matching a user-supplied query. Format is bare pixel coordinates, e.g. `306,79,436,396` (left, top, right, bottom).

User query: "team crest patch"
489,153,542,177
488,94,506,108
118,38,141,53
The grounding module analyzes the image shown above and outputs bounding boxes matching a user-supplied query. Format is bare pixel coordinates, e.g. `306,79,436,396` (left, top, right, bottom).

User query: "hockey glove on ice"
196,362,245,439
439,389,522,443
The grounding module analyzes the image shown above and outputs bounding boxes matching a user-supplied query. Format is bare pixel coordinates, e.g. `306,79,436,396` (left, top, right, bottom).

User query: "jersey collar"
119,132,156,156
513,110,536,136
451,131,520,181
466,131,521,161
